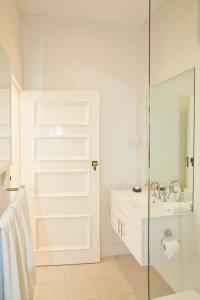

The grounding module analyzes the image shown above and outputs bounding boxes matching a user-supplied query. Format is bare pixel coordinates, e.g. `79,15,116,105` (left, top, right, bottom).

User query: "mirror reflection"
150,68,195,207
0,48,11,170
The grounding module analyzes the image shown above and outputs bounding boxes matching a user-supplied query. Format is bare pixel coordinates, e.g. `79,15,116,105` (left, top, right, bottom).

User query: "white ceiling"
19,0,150,26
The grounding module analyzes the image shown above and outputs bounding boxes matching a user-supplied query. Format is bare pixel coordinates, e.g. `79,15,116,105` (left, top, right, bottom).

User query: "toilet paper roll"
162,239,180,260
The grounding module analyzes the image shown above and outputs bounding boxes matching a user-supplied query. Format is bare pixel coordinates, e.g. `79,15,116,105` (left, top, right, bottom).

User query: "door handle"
92,161,98,171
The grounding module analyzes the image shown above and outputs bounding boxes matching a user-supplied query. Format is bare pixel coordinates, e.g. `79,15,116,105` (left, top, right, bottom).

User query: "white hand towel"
164,202,191,214
162,239,180,260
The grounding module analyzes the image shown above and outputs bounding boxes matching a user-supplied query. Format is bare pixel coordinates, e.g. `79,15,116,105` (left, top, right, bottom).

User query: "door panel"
34,170,90,197
21,91,100,266
35,215,90,252
34,136,89,161
33,99,89,126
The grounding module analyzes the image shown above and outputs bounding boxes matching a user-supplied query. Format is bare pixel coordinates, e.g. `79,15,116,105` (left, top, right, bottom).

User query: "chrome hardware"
121,222,125,238
160,229,181,251
151,181,161,199
118,219,121,235
161,229,173,249
160,191,167,202
168,180,184,198
117,220,125,238
163,229,173,238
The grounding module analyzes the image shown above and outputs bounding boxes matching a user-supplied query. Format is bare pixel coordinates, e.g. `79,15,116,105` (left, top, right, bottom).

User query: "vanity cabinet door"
111,203,125,238
123,217,143,265
111,202,144,265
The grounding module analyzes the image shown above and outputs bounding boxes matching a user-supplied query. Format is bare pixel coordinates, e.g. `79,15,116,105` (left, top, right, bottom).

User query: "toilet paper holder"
161,229,174,248
161,229,180,249
163,229,173,238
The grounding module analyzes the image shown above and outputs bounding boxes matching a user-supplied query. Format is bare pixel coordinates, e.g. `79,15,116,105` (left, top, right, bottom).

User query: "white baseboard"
154,265,185,293
153,290,200,300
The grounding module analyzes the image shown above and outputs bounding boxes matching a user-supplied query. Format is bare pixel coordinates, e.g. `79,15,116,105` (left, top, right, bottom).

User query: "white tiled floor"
34,255,172,300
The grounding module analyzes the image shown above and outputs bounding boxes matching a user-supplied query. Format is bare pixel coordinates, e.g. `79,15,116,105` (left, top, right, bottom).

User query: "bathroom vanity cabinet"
111,189,193,267
111,190,148,265
111,202,145,264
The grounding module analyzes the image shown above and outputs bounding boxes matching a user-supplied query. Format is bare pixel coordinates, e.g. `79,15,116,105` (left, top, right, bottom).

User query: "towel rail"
7,188,19,192
6,185,25,192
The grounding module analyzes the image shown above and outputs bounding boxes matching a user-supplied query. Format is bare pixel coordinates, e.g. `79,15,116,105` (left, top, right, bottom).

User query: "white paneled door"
21,91,100,266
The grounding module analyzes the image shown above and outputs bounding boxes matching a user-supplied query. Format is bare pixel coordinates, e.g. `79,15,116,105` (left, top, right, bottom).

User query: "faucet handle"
168,180,185,196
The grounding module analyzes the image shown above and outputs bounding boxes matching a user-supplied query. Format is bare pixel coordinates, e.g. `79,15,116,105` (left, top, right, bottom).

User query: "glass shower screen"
149,0,199,299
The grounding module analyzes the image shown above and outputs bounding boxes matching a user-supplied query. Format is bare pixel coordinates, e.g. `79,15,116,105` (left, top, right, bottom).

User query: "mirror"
0,48,11,171
150,68,195,205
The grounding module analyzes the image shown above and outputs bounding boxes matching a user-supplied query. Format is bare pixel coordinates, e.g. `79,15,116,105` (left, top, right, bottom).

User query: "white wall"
0,0,23,86
150,0,200,293
0,0,23,219
22,14,148,256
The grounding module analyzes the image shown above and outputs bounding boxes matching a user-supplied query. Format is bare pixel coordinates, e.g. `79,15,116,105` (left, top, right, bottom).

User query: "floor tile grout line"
63,267,71,300
63,263,102,300
89,259,132,299
63,272,69,300
89,262,106,299
34,256,150,300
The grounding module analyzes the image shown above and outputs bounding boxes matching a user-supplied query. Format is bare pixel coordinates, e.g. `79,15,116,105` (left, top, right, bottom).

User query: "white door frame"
10,74,22,187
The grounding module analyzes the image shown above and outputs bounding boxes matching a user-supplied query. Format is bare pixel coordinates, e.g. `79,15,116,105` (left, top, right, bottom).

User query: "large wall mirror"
0,48,11,172
150,68,195,206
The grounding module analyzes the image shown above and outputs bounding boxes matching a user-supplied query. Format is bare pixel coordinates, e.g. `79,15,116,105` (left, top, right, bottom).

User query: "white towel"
0,233,4,300
163,202,191,214
0,188,35,300
10,189,35,298
0,208,29,300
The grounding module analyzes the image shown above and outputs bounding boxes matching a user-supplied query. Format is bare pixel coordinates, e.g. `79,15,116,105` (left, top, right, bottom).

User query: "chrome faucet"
151,181,161,199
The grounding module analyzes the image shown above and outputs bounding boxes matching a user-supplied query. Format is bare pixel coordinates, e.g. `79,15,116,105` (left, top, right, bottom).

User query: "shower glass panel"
149,68,195,299
149,0,199,299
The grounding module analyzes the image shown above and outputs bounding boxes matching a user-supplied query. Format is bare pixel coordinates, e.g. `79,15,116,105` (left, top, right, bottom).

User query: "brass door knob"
92,161,98,171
